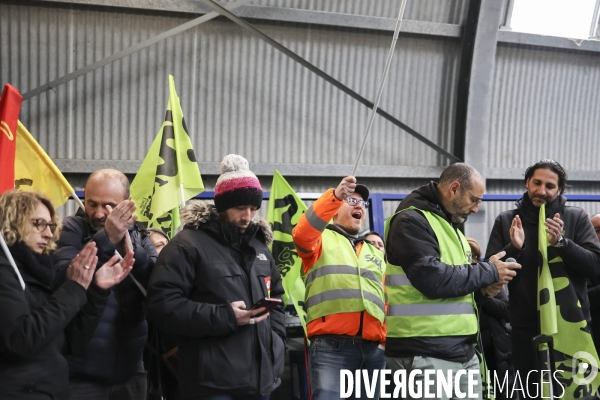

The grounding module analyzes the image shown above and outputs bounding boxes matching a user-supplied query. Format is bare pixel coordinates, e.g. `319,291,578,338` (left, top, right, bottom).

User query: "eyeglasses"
345,197,369,208
463,188,483,205
31,218,58,233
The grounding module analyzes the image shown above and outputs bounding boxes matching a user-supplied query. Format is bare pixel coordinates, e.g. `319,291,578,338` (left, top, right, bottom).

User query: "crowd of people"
0,155,599,400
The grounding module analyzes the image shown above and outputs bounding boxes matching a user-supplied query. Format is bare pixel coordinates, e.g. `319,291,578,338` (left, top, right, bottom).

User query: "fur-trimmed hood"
181,200,273,245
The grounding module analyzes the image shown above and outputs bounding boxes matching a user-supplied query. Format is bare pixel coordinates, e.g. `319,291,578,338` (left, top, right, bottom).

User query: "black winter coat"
146,201,286,399
588,280,600,350
0,241,108,399
385,182,499,362
485,193,600,328
51,210,157,384
475,288,514,400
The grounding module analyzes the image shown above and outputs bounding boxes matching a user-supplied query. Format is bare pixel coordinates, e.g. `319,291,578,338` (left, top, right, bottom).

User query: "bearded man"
384,163,520,399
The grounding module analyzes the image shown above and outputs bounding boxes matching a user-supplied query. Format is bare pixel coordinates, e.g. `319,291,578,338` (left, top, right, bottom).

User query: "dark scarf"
327,223,367,249
9,241,55,288
516,191,566,225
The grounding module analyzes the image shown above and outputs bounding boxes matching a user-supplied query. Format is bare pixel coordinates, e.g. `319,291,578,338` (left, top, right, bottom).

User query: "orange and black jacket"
292,188,385,342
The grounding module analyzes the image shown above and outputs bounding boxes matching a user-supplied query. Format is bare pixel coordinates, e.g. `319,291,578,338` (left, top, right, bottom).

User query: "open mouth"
351,211,362,221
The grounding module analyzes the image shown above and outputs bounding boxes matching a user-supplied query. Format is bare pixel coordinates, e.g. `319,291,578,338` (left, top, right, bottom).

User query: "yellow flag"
266,170,308,336
538,204,600,398
538,204,558,336
14,121,74,207
131,75,204,238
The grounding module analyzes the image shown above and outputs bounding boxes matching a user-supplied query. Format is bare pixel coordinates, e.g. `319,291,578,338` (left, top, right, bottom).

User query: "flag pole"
180,184,185,209
0,234,25,290
72,192,85,211
172,75,187,232
351,0,409,177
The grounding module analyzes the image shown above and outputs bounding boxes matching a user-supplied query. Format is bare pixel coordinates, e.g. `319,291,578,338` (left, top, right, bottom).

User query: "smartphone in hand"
250,298,282,316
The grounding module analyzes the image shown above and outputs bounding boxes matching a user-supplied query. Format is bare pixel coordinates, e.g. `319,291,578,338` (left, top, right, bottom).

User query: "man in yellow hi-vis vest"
385,163,521,400
293,176,386,400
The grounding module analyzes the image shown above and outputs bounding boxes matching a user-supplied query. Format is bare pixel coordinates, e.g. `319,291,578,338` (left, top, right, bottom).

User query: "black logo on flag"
271,194,301,277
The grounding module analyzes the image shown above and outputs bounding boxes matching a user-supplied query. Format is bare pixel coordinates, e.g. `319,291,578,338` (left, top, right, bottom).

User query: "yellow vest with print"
303,228,386,324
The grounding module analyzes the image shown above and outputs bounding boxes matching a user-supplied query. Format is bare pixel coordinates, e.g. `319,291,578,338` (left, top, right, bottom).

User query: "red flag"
0,84,22,194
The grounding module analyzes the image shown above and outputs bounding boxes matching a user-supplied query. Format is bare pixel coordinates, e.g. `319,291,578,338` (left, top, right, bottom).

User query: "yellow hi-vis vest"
303,229,386,324
385,206,478,338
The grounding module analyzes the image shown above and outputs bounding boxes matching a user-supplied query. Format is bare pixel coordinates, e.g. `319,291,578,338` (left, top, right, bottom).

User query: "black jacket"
588,280,600,350
475,288,514,400
146,201,286,399
0,242,108,399
385,182,499,362
51,209,157,384
485,193,600,328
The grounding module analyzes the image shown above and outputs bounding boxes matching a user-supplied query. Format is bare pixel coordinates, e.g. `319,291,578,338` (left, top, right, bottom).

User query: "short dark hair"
438,163,478,190
365,231,383,241
524,159,567,194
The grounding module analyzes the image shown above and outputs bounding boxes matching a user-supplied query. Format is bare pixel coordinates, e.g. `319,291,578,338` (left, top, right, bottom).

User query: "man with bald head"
385,163,520,399
53,169,157,399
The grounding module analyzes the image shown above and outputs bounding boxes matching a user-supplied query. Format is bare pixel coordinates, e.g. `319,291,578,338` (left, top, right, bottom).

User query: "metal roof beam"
29,0,600,53
498,30,600,53
50,159,600,182
21,0,252,100
33,0,462,38
199,0,460,163
53,159,447,178
457,0,503,247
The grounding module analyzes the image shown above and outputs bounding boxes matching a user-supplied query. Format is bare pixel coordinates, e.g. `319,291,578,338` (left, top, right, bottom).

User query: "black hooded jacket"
485,193,600,328
146,201,286,399
385,182,499,362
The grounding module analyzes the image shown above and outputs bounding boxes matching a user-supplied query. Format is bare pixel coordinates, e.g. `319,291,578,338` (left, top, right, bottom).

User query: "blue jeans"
385,354,482,400
308,336,386,400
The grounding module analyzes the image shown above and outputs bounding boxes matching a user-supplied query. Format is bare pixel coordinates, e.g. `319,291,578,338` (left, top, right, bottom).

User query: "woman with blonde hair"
0,190,135,399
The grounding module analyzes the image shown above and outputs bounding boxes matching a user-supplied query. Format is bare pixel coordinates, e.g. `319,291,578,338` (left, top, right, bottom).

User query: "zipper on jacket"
348,235,365,338
453,226,468,260
356,311,364,337
234,244,262,391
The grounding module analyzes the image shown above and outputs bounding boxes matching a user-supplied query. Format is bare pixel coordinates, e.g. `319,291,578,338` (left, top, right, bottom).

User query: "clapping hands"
94,250,135,290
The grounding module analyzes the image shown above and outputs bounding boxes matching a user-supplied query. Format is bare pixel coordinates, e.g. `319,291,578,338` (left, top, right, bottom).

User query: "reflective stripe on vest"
303,229,386,324
305,265,383,288
304,205,329,232
385,206,478,338
305,289,385,311
387,302,475,317
385,274,410,287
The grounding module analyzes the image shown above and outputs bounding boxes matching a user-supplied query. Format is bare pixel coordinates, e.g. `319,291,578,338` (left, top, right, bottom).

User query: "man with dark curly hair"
486,160,600,399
